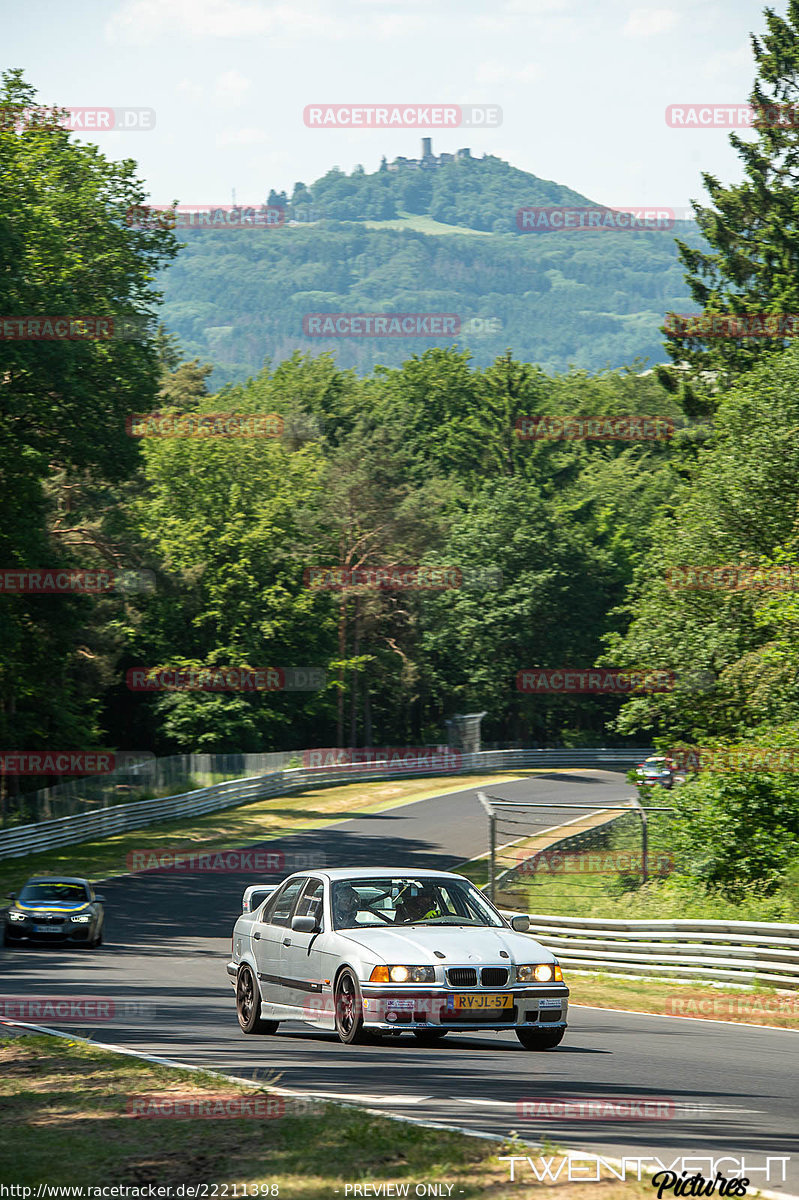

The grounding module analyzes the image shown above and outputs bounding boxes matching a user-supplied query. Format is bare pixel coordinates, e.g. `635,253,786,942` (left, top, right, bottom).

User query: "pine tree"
665,2,799,389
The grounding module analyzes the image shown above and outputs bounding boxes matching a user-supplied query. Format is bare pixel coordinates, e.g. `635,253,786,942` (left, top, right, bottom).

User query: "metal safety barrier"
512,913,799,988
0,747,649,861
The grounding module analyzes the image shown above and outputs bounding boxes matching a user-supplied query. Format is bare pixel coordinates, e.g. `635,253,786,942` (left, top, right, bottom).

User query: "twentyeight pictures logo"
303,104,502,128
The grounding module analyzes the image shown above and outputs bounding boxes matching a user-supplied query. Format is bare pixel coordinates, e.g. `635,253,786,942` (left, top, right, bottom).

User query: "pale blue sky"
4,0,779,209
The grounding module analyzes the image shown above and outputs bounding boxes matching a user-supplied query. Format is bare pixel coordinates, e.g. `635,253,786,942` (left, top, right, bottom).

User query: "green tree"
665,3,799,386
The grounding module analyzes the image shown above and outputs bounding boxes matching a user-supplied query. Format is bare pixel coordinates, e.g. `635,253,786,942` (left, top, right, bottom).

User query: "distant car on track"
3,876,105,948
635,755,675,789
241,884,279,913
228,867,568,1049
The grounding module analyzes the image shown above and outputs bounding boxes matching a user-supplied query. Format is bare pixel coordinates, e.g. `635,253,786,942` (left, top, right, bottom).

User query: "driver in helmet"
333,884,361,928
399,883,440,924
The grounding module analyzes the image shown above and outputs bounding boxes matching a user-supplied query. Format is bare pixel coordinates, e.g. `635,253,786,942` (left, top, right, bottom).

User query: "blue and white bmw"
3,877,105,948
228,867,568,1048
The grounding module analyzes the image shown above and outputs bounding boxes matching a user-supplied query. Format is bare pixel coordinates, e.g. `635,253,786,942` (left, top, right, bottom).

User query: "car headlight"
70,915,91,924
516,963,563,983
8,911,25,922
369,965,436,983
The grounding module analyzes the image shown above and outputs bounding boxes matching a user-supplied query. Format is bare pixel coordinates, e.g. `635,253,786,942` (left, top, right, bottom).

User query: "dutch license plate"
538,998,562,1009
451,993,512,1011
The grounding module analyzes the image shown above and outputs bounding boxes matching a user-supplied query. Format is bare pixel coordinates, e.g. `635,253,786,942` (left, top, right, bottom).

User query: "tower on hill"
387,139,471,172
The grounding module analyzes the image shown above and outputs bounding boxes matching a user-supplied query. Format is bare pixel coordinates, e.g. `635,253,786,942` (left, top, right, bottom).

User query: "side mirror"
511,914,530,932
7,893,16,903
292,914,320,933
94,895,106,904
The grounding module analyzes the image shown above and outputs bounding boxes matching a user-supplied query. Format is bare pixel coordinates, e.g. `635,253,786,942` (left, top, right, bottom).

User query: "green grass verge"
0,1034,654,1198
567,972,799,1031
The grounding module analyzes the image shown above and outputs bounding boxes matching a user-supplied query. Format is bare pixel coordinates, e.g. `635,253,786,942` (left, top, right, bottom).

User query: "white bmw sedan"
227,867,568,1048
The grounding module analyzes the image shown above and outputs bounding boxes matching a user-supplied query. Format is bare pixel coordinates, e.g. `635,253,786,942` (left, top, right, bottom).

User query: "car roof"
24,876,91,886
289,867,469,882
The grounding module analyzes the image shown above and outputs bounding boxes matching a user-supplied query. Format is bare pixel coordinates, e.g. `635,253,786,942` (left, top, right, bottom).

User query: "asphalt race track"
2,770,798,1193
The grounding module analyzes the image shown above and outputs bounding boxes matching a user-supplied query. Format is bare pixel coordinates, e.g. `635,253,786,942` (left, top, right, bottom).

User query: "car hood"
337,923,555,965
16,901,92,914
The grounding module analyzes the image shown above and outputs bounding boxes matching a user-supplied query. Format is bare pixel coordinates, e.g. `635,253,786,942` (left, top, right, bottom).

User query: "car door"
251,877,307,1012
279,878,326,1016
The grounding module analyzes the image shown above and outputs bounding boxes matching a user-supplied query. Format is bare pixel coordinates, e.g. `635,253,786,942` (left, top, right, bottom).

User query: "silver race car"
228,867,568,1048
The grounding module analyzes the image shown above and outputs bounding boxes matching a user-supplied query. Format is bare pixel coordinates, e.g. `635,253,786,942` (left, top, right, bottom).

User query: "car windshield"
331,877,505,930
18,882,89,904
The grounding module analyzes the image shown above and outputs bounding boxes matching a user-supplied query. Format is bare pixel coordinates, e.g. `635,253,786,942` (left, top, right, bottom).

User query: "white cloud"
705,42,752,79
177,79,204,101
475,59,542,85
213,70,252,108
216,127,268,145
623,7,679,37
106,0,342,45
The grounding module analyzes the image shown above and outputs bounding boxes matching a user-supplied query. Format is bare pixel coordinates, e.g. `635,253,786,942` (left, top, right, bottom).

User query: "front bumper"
360,985,569,1031
5,920,93,943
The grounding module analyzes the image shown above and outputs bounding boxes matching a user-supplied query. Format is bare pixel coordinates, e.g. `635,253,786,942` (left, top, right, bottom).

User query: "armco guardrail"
515,914,799,988
0,747,649,861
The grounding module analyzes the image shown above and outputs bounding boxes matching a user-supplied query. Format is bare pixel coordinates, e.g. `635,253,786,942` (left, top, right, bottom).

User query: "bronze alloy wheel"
334,969,368,1044
236,964,279,1035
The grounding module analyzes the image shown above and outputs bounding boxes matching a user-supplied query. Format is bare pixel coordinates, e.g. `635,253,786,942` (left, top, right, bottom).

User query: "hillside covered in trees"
160,149,704,386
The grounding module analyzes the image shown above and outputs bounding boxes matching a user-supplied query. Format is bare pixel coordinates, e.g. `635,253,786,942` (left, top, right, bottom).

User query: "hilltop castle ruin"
385,138,471,171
